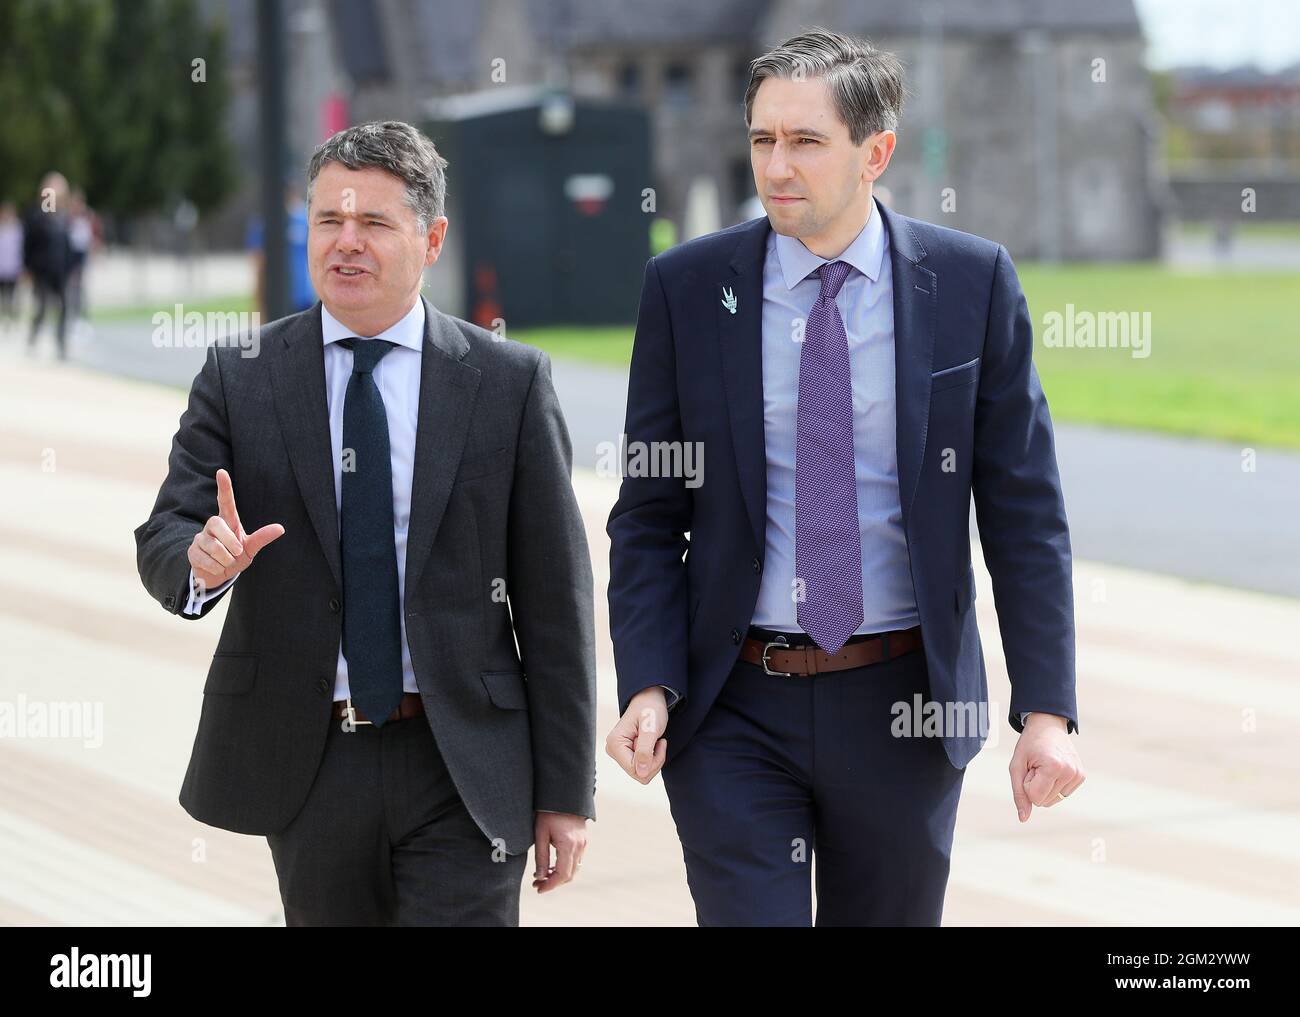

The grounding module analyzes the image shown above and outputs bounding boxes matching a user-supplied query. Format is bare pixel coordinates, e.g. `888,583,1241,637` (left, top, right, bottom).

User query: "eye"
752,137,773,145
799,137,819,144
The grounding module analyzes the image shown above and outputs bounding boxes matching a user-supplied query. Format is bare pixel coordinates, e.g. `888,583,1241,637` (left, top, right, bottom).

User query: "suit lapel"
269,296,481,595
269,303,343,589
404,296,480,593
717,218,771,552
717,200,937,550
877,199,937,532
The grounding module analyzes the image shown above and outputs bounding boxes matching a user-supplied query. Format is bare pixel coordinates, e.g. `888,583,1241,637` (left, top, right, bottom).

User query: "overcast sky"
1135,0,1300,71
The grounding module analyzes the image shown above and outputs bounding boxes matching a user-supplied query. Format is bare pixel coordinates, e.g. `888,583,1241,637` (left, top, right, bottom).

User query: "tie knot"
342,337,396,375
816,260,852,301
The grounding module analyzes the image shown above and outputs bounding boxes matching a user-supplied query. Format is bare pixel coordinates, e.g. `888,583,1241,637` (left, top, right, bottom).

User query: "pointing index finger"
215,469,242,534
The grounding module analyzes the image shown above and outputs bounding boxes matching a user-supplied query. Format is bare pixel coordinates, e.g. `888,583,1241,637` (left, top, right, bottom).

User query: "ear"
425,216,449,267
864,130,897,184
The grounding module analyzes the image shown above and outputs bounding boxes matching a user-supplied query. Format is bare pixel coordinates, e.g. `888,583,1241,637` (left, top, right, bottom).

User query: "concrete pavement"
2,342,1298,925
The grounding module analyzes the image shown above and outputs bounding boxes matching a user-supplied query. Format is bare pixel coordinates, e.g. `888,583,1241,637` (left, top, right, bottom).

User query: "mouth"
768,195,803,205
330,265,370,278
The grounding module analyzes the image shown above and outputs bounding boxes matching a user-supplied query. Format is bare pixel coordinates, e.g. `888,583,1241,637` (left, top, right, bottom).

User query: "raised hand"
187,468,285,593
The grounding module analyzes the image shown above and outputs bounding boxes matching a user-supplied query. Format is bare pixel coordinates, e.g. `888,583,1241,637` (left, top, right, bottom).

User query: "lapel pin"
721,286,738,315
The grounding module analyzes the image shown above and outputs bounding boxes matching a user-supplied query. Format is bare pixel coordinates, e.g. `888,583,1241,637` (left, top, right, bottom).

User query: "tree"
0,0,235,225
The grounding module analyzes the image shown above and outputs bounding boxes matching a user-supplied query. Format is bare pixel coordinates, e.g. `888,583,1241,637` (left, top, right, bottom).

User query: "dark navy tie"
795,260,864,654
339,337,403,726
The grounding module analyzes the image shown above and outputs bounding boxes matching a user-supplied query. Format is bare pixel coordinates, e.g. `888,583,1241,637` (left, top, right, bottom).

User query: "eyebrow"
747,126,831,141
312,209,396,221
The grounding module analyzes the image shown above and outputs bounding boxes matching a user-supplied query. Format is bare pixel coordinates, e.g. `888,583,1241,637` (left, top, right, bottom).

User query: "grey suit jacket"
134,296,597,856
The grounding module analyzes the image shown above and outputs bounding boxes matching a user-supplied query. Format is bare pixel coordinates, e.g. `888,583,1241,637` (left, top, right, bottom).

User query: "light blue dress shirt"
750,202,921,635
183,298,425,702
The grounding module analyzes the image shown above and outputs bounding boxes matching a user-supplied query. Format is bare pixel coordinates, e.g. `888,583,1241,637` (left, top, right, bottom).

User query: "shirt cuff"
183,568,238,615
659,685,682,711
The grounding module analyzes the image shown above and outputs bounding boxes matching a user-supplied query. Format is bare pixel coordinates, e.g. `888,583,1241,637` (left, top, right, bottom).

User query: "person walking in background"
23,171,73,360
0,202,22,329
66,188,100,324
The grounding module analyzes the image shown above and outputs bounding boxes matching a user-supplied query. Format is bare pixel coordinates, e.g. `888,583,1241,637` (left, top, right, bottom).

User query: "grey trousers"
266,710,528,926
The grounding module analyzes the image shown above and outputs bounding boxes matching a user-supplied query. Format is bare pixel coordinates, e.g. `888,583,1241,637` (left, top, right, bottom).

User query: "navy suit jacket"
607,198,1078,770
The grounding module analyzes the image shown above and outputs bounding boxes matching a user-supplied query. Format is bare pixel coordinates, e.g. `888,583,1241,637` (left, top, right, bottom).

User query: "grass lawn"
516,263,1300,451
1017,264,1300,450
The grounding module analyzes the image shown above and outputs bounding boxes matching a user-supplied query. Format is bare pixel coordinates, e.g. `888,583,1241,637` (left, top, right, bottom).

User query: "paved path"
1,346,1298,925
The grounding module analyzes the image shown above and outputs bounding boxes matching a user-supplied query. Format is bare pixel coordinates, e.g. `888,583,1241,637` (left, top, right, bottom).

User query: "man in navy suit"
605,29,1085,925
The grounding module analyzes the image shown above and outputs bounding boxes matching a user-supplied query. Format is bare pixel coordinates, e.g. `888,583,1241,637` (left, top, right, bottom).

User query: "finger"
1025,765,1066,808
215,468,242,534
631,733,667,784
532,828,553,884
188,543,227,584
206,516,244,560
541,837,578,892
200,532,239,569
633,708,661,778
1009,755,1033,823
613,712,652,779
605,720,640,778
1055,769,1086,802
242,523,285,559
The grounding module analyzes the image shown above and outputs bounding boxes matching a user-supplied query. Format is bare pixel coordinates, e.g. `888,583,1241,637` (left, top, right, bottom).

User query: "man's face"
307,162,446,325
748,75,881,241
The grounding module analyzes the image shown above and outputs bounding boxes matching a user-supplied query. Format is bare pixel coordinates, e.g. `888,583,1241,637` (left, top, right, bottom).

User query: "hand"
605,687,669,784
1009,713,1085,823
187,468,285,594
532,812,588,893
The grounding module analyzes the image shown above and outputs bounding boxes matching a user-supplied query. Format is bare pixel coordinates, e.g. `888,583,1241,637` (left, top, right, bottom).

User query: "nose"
335,219,363,252
765,141,794,183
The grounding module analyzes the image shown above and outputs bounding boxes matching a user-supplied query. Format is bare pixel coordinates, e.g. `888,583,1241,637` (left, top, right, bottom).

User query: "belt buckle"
340,697,372,733
760,635,793,677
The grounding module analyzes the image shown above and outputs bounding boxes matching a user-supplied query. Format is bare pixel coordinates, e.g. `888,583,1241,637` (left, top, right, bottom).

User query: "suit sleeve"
972,244,1079,735
606,257,693,716
506,350,598,820
133,341,235,620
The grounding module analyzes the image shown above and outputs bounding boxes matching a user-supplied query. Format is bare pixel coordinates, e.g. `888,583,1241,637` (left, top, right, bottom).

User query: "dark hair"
744,28,906,144
307,120,448,228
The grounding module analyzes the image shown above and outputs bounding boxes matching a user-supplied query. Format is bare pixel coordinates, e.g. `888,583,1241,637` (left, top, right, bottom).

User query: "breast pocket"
930,356,980,395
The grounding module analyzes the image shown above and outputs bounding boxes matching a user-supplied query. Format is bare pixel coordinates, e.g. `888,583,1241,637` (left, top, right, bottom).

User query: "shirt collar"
774,197,887,292
321,295,425,353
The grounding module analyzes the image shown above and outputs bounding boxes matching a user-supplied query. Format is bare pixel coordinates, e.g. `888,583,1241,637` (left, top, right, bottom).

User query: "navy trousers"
661,645,965,926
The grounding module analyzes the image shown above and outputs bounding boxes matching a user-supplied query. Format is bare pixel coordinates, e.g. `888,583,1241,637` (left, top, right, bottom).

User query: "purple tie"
795,260,863,654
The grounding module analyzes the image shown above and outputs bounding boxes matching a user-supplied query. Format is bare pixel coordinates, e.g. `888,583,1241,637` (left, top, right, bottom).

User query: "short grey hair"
306,120,448,229
744,28,906,145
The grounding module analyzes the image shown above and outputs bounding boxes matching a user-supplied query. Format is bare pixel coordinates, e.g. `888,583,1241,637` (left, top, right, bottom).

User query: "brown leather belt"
331,692,424,726
740,625,922,676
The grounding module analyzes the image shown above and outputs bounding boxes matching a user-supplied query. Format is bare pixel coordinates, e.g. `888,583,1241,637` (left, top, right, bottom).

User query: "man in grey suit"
134,121,596,926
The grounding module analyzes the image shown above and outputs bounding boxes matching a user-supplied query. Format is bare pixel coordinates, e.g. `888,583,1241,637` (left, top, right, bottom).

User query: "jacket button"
752,557,761,573
317,677,331,695
731,628,741,644
329,597,340,613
